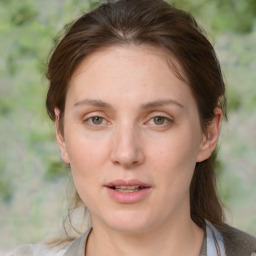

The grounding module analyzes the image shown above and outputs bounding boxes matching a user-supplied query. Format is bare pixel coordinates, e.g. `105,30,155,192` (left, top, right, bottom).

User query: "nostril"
112,160,121,166
110,138,145,167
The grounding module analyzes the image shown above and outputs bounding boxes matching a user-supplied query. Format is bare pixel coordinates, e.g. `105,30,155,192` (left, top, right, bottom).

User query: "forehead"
70,44,187,84
66,44,195,111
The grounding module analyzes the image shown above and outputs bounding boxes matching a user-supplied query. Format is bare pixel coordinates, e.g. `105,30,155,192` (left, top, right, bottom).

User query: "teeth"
115,188,140,193
115,186,140,189
114,185,142,193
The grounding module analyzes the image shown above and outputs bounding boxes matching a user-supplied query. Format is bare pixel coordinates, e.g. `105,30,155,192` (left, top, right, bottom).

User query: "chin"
101,210,157,234
108,222,152,234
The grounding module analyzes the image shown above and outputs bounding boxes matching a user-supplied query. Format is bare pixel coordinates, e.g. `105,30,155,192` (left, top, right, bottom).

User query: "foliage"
168,0,256,34
0,157,13,203
44,160,68,181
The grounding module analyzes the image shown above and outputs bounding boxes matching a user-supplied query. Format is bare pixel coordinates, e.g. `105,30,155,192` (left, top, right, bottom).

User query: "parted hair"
46,0,227,238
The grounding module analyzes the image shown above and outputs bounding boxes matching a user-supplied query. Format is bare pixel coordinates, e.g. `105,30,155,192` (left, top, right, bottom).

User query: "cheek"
152,145,196,211
65,128,110,166
148,130,199,190
64,134,111,197
65,136,108,207
149,131,199,167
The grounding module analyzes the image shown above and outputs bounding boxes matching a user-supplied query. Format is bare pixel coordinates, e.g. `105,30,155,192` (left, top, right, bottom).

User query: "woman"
10,0,256,255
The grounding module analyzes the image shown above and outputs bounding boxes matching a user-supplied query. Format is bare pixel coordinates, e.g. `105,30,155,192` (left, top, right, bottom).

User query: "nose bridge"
111,121,144,167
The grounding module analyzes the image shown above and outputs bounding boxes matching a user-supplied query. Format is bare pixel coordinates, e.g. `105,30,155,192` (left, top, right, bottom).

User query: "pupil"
93,117,103,124
154,117,164,125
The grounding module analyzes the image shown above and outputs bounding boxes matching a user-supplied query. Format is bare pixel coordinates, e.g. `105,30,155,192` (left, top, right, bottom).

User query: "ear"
196,108,223,162
55,108,70,163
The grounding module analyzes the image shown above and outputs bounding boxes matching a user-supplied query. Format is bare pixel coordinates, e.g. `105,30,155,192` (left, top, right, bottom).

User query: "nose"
110,125,145,168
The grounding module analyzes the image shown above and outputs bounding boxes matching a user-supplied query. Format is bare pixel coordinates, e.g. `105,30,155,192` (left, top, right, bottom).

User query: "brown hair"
46,0,226,236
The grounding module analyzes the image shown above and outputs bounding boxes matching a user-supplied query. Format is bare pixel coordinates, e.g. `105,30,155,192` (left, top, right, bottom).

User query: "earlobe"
196,108,223,162
54,108,70,164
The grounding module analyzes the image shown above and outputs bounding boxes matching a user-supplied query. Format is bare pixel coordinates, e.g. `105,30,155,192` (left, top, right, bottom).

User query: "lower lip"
105,187,151,204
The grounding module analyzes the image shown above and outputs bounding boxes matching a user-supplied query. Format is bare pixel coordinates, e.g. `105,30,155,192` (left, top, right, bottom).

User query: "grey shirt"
62,228,208,256
9,224,256,256
63,224,256,256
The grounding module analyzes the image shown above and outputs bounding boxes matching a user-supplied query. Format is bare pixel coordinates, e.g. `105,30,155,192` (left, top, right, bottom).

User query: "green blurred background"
0,0,256,253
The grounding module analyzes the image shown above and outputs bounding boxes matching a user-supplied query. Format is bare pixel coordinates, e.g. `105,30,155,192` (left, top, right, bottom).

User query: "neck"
86,213,204,256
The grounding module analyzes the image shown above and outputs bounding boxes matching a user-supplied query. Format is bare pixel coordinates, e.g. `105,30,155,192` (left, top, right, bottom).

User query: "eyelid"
144,113,174,126
86,116,106,124
83,111,107,119
83,112,110,126
149,116,171,125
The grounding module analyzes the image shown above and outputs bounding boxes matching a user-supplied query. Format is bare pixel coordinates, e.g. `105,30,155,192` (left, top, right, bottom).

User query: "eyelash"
84,116,107,126
147,116,172,126
83,115,172,128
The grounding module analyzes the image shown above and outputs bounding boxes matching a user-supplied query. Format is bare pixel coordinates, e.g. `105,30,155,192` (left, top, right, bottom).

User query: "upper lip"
105,179,151,188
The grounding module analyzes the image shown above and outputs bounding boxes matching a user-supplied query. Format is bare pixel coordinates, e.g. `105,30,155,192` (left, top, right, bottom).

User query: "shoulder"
8,229,92,256
220,224,256,256
7,242,70,256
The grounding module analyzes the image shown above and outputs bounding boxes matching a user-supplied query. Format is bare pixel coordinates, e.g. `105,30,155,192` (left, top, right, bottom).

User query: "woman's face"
57,45,215,233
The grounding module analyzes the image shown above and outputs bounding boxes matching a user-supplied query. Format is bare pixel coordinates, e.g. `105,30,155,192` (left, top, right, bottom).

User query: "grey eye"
91,116,104,125
153,116,166,125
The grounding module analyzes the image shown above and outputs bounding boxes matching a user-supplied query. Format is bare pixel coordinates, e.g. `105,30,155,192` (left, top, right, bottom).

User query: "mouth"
109,185,148,193
104,180,152,203
105,179,151,193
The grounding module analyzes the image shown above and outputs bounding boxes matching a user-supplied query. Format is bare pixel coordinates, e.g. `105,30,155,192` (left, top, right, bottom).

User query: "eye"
86,116,106,125
148,116,171,125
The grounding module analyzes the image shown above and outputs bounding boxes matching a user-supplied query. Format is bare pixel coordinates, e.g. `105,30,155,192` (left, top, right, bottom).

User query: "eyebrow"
74,99,114,109
73,98,184,109
141,99,184,109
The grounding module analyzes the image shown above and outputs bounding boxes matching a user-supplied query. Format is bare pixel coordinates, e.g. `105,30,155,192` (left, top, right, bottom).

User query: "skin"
56,45,222,256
